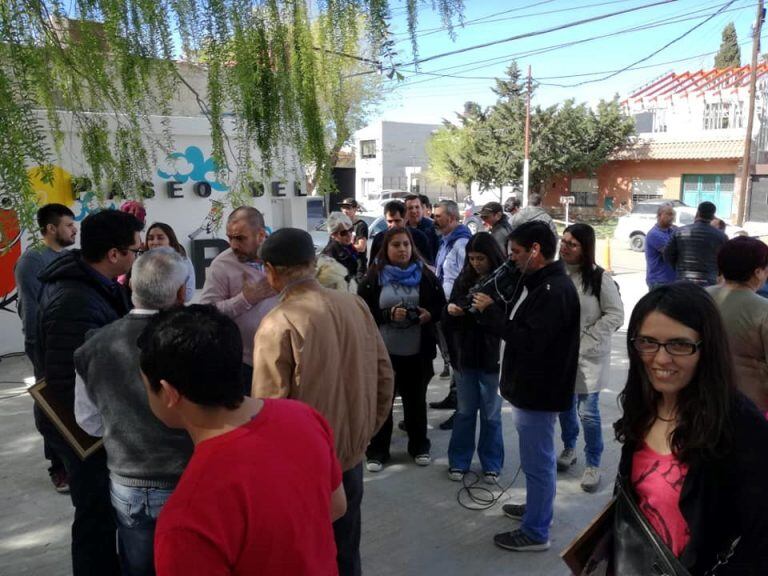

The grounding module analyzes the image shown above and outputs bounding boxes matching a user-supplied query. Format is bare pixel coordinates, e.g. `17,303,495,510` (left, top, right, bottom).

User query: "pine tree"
715,22,741,68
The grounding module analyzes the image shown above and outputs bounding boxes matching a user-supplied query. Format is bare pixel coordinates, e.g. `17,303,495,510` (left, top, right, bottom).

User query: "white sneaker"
366,459,383,473
447,468,464,482
414,454,431,466
556,448,577,472
581,467,601,492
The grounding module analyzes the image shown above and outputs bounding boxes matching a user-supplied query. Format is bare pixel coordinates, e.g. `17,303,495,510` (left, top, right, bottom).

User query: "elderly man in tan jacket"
252,228,394,576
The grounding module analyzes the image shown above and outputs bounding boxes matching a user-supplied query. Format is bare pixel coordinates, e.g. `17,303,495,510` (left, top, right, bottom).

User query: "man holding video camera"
485,221,580,553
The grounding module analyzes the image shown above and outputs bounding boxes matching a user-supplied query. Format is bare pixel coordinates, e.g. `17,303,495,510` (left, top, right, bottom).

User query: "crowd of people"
12,194,768,575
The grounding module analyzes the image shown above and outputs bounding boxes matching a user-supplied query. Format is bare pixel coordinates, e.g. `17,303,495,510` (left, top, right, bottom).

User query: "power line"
397,0,679,68
388,0,750,89
540,0,738,87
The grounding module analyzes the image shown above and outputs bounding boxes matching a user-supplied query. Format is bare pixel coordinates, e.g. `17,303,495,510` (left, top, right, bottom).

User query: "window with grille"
703,102,743,130
360,140,377,159
570,178,598,206
631,179,666,203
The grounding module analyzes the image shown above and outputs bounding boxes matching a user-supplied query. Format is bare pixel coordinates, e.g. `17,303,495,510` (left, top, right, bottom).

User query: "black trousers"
367,354,432,461
241,362,253,397
333,463,363,576
33,402,65,475
36,413,120,576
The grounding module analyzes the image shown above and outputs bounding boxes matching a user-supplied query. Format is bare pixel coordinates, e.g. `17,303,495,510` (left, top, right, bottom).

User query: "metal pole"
737,0,764,225
523,65,531,207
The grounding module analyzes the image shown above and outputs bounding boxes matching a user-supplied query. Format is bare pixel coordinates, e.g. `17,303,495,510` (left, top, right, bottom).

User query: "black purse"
613,476,691,576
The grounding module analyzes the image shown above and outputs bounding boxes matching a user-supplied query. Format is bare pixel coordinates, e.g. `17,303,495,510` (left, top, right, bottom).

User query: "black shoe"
438,413,455,430
430,390,457,410
397,420,406,431
494,529,550,552
502,503,526,520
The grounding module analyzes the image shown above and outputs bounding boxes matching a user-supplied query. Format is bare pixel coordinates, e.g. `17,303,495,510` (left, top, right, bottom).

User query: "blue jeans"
110,480,174,576
514,407,557,542
448,369,504,473
559,393,604,468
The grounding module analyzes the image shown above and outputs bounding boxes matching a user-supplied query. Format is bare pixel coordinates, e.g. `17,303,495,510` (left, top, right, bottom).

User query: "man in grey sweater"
74,247,193,576
14,203,77,492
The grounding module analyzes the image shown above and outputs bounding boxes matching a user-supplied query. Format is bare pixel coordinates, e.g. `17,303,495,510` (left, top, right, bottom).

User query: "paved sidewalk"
0,272,644,576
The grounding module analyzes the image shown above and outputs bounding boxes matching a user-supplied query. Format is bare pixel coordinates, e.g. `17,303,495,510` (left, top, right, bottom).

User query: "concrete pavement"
0,248,648,576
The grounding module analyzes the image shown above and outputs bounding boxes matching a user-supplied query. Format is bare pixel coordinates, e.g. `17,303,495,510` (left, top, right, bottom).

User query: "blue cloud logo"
157,146,229,191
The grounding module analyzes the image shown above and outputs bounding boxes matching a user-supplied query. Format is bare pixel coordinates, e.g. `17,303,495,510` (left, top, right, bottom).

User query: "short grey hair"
228,206,265,230
131,247,189,310
326,211,353,234
436,199,460,220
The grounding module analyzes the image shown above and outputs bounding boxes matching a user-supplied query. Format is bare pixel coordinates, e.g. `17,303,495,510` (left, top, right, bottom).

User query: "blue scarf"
379,262,422,287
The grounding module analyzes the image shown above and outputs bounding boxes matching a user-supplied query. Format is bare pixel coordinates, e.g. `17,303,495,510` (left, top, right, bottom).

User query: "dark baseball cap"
258,228,316,266
339,198,359,209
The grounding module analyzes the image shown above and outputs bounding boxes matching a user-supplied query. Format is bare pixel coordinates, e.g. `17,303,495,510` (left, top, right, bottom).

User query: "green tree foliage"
0,0,463,242
714,22,741,68
428,63,635,195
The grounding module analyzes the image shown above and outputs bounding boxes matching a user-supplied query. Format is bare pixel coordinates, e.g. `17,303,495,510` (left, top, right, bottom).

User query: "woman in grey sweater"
557,223,624,492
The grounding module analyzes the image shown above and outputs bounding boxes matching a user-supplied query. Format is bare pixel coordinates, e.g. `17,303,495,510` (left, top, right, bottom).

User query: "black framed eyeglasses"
338,228,354,237
123,248,143,256
631,336,702,356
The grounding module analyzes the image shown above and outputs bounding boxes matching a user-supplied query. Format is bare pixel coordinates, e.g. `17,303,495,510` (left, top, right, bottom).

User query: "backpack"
593,265,621,302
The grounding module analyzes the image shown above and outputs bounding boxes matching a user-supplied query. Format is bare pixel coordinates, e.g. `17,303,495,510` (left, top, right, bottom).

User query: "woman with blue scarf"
358,227,446,472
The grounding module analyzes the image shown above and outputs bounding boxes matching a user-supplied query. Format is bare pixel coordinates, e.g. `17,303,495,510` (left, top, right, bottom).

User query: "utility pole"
737,0,764,225
523,65,532,208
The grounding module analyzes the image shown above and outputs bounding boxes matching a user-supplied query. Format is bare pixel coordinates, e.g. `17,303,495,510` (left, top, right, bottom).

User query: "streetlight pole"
523,65,532,207
736,0,764,225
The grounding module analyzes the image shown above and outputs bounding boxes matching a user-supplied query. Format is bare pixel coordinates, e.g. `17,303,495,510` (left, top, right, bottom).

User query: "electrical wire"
456,466,523,511
539,0,738,87
396,0,679,68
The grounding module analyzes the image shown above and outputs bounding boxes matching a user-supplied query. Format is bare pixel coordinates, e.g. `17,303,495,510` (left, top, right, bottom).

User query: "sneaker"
429,390,456,410
494,529,550,552
438,413,455,430
483,471,500,485
50,470,70,494
447,468,465,482
581,467,601,493
556,447,577,472
414,454,432,466
366,459,383,473
439,366,451,379
502,503,526,520
397,420,406,431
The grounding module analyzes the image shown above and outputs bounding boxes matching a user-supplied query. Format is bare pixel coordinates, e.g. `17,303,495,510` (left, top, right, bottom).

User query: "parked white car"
614,200,745,252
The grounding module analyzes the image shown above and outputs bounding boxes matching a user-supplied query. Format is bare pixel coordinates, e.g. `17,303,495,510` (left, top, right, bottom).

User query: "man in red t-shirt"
138,305,347,576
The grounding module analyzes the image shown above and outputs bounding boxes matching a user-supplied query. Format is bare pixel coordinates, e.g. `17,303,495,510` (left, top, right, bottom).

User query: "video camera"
455,260,523,315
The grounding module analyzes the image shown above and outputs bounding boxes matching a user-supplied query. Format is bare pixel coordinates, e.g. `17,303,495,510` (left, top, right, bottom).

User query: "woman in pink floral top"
614,282,768,575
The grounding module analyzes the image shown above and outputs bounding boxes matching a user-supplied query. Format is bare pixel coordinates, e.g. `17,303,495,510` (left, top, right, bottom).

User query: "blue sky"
374,0,761,124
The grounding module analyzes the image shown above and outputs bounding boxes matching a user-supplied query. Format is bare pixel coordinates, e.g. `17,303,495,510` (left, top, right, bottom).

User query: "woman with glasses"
707,236,768,414
322,211,358,284
557,223,624,492
358,227,445,471
145,222,196,302
443,232,506,484
614,283,768,574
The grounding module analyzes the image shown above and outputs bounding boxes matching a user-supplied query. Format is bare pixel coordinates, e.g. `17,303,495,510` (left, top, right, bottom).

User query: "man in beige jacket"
252,228,394,576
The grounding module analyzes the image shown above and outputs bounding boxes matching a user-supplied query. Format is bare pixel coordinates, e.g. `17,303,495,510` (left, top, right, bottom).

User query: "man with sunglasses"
37,208,143,575
480,201,513,255
322,211,358,283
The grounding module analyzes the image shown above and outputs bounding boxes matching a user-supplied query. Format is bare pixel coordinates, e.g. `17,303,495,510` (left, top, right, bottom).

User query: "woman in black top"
443,232,506,484
614,283,768,575
358,227,445,471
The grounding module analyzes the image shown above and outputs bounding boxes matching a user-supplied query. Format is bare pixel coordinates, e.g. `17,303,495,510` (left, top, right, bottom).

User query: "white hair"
131,247,188,310
326,211,353,234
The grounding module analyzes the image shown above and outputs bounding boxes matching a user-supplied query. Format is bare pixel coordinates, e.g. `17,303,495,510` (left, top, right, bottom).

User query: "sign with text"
560,195,575,205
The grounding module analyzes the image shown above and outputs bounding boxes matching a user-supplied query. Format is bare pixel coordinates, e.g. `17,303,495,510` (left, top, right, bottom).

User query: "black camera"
457,260,523,315
391,301,421,327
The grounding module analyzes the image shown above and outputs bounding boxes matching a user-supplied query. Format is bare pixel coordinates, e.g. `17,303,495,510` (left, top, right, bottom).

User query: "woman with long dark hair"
614,283,768,574
145,222,196,302
557,223,624,492
444,232,506,483
358,227,445,471
707,236,768,413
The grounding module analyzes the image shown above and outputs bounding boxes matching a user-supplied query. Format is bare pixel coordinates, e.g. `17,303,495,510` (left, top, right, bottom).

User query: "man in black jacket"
37,208,143,575
480,201,513,255
664,201,727,286
492,221,580,553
